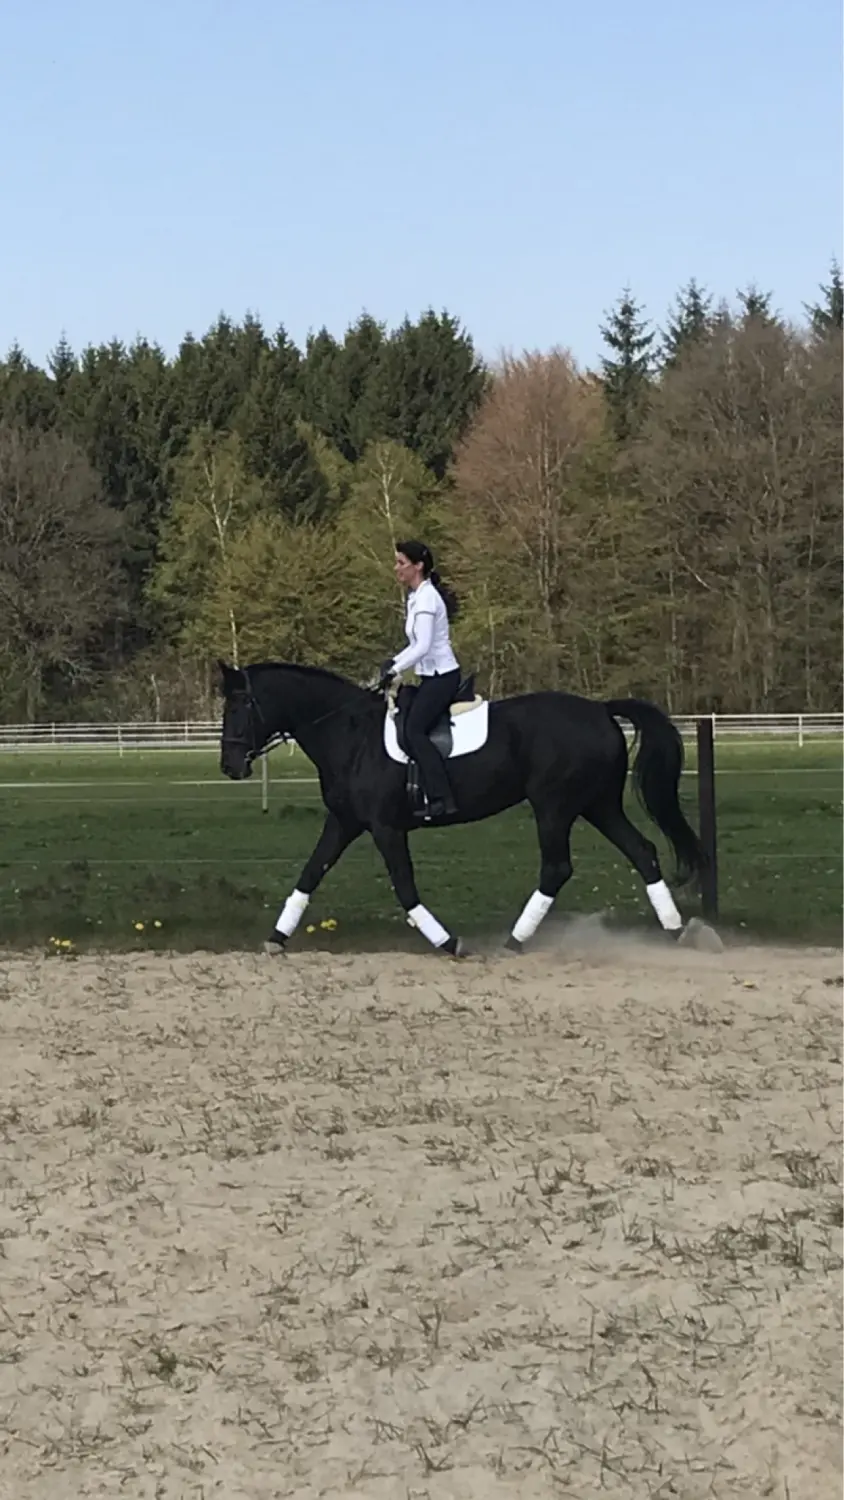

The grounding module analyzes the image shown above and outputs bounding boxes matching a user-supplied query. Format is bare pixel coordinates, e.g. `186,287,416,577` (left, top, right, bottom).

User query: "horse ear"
217,658,247,695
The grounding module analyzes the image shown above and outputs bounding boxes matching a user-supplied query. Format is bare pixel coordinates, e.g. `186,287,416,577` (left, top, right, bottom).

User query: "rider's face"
395,552,424,590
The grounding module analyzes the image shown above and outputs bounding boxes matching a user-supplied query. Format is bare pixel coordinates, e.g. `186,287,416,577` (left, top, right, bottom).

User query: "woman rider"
379,540,461,819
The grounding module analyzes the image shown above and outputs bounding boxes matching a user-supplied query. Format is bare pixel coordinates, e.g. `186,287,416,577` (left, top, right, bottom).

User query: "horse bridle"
220,679,281,766
221,666,385,765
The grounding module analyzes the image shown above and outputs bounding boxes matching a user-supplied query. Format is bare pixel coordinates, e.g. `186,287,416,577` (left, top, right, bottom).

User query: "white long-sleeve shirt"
391,578,459,677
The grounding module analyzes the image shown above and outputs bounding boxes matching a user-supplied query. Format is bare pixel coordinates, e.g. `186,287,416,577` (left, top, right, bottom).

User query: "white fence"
0,713,840,752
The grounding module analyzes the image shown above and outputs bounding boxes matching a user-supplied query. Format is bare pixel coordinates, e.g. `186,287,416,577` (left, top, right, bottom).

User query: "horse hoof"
442,936,466,959
263,934,288,957
504,935,523,954
678,918,724,954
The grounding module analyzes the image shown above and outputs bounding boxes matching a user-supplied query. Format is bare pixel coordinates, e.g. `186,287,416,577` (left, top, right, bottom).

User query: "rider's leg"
403,669,461,814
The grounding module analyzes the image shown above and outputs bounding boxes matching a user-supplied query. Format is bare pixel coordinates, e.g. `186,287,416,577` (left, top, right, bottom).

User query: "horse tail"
604,697,706,887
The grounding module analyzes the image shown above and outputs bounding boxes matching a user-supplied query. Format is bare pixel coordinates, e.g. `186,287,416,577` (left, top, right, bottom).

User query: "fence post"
696,716,718,921
261,753,269,814
798,713,804,749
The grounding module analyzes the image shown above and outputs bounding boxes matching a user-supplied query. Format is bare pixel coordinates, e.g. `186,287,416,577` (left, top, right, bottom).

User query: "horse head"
218,659,265,780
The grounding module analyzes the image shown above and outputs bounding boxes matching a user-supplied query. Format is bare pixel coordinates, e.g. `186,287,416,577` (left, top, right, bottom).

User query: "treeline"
0,270,840,721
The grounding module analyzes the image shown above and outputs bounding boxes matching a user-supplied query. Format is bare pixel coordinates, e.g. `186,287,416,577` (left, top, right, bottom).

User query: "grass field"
0,738,839,951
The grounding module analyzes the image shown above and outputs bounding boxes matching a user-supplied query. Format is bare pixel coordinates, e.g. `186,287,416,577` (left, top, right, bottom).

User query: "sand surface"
0,925,840,1499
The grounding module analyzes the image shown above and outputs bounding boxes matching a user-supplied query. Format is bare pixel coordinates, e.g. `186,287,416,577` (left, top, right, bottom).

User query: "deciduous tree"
0,424,123,718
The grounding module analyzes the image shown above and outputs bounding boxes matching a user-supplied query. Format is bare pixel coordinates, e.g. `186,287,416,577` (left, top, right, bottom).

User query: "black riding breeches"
403,669,461,805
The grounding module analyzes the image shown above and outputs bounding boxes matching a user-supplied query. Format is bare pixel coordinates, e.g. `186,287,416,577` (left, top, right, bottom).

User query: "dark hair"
395,538,459,621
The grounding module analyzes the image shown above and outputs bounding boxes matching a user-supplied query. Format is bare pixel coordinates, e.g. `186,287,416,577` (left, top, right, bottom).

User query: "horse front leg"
266,811,362,954
370,824,463,957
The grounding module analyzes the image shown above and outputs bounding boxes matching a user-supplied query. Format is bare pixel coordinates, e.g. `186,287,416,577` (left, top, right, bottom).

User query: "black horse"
218,659,706,956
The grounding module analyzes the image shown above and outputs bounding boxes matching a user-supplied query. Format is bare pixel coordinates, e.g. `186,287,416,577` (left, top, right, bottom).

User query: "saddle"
393,675,479,761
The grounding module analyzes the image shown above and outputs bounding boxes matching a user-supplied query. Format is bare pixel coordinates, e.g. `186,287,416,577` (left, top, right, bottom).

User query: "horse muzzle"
220,747,254,781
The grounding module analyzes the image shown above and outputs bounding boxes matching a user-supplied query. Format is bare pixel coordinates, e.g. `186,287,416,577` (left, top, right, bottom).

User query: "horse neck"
258,665,365,757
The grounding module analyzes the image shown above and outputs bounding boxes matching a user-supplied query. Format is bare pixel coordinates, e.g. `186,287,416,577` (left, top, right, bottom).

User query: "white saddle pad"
384,698,490,764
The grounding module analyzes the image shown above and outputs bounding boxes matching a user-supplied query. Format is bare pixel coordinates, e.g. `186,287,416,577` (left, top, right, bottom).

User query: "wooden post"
261,753,269,815
696,716,718,920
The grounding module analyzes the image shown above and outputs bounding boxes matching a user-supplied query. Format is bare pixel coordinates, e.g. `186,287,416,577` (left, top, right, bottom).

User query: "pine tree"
661,279,713,367
300,328,344,447
337,312,387,460
805,259,843,337
300,315,385,463
302,310,486,476
172,313,269,436
737,284,778,326
0,344,58,430
53,337,178,667
237,325,328,520
48,334,77,395
600,288,655,441
372,310,488,478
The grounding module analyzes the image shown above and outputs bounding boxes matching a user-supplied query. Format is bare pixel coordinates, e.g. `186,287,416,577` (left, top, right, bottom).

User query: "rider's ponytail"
427,567,459,622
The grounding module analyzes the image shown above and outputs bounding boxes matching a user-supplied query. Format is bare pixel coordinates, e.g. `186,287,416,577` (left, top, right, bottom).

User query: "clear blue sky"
1,0,840,371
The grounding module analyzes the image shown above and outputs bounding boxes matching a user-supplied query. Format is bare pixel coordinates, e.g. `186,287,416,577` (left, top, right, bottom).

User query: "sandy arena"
0,925,840,1499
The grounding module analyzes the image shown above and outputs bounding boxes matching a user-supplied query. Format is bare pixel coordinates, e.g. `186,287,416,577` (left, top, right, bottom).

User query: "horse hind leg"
506,811,575,953
584,801,683,935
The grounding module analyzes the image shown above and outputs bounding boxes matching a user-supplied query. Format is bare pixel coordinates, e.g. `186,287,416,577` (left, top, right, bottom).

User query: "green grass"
0,739,840,951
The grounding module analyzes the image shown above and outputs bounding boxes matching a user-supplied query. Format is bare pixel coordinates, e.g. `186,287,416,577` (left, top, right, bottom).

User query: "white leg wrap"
646,879,682,931
407,903,450,948
275,888,310,937
512,889,555,943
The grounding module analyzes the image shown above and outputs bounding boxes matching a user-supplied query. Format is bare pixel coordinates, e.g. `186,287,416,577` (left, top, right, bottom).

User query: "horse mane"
246,660,367,694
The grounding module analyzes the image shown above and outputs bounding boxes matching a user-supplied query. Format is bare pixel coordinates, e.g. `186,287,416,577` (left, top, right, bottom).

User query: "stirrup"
423,796,458,821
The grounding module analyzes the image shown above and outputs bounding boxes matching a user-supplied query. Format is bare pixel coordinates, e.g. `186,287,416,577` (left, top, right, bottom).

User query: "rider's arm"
391,610,435,673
